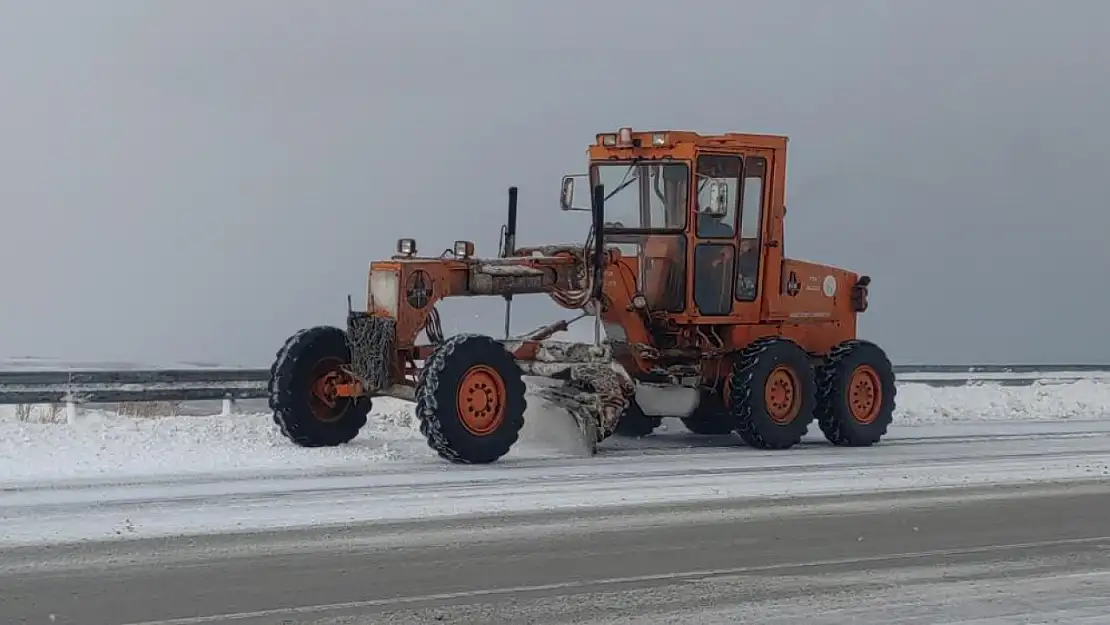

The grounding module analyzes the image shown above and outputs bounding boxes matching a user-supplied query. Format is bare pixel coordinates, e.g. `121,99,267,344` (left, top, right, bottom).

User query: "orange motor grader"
268,128,895,464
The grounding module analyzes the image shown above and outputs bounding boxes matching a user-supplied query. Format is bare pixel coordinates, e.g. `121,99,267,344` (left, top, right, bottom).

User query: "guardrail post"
65,400,79,425
221,398,236,417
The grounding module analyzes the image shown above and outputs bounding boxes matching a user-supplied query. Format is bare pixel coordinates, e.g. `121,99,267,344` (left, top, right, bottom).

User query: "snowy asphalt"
3,382,1110,624
2,481,1109,624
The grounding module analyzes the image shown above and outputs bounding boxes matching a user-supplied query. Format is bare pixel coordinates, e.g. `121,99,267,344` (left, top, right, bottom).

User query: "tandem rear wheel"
816,339,897,446
726,336,896,450
728,337,818,450
681,390,736,435
614,399,662,437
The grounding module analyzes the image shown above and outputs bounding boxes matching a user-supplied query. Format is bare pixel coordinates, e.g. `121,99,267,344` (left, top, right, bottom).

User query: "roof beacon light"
617,127,633,146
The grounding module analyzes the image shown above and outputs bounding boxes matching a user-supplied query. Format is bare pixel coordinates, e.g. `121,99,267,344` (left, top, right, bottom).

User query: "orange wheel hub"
456,365,507,436
765,365,801,425
848,365,882,424
309,357,350,423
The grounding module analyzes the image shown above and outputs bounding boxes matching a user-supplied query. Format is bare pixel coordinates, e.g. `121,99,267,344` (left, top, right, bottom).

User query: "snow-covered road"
2,378,1110,624
1,379,1109,547
3,378,1109,484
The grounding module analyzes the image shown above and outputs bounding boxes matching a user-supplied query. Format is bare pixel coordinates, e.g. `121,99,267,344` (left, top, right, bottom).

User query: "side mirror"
560,176,575,210
559,174,591,211
703,180,730,217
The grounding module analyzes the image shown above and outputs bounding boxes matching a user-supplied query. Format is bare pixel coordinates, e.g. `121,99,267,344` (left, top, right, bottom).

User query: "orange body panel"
368,255,582,349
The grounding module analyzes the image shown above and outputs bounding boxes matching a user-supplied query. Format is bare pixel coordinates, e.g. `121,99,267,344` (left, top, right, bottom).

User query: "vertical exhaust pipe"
502,186,518,339
504,186,518,257
591,183,605,345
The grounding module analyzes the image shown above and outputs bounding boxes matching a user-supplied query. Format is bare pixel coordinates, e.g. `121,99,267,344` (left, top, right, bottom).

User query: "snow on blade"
1,380,1109,485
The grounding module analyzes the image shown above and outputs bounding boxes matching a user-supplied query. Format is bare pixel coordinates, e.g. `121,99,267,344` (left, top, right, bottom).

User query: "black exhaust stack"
590,183,606,345
504,186,518,257
502,186,519,338
590,183,605,300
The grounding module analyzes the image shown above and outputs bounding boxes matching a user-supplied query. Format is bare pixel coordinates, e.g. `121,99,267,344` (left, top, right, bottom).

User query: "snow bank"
894,380,1110,424
1,380,1108,485
0,398,428,484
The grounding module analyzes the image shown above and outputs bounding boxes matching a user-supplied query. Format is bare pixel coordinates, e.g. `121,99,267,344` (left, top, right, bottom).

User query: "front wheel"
415,334,527,464
269,326,371,447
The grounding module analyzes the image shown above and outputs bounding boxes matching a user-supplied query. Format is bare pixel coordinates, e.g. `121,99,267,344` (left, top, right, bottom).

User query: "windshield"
590,162,689,231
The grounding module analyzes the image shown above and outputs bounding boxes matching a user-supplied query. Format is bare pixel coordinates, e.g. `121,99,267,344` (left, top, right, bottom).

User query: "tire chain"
414,333,506,463
345,313,396,392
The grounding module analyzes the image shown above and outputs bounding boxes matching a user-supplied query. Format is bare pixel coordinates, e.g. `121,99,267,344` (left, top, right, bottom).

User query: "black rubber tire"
415,334,526,464
269,326,371,447
816,339,896,446
728,336,817,450
681,390,735,435
614,399,662,437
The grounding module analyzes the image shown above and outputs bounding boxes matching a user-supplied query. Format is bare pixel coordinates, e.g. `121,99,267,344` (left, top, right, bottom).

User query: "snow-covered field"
1,379,1109,485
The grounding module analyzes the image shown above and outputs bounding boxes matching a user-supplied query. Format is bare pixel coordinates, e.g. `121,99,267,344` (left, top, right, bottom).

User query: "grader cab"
268,128,895,464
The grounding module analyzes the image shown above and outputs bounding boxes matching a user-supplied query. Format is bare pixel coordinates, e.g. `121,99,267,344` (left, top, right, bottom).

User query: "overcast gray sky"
2,0,1108,367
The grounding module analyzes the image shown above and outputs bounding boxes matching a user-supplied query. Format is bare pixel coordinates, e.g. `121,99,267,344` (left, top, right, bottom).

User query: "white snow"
2,420,1109,546
1,379,1109,486
895,379,1110,424
897,370,1110,381
0,397,427,485
1,379,1109,547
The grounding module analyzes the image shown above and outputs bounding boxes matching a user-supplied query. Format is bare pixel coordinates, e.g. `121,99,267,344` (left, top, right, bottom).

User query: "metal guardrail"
0,369,268,405
0,365,1107,406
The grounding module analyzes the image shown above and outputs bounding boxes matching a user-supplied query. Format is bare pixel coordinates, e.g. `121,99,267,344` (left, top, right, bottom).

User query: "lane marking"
117,535,1110,625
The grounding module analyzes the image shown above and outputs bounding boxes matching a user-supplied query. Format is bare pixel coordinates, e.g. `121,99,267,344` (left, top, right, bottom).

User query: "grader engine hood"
364,250,588,347
368,257,575,316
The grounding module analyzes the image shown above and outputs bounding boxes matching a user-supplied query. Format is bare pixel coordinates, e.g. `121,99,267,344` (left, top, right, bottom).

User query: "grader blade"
516,340,636,456
529,383,601,455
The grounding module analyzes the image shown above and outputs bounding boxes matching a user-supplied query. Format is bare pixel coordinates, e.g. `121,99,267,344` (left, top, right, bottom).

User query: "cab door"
690,151,773,324
734,151,772,323
691,153,742,318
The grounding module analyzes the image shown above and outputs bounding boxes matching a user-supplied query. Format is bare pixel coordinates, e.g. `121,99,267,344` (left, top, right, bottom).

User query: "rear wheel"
416,334,526,464
681,390,735,435
269,326,371,447
614,399,662,437
816,340,896,446
728,337,817,450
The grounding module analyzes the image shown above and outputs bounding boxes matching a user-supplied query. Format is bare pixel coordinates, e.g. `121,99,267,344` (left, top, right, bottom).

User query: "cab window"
695,154,742,238
736,156,766,301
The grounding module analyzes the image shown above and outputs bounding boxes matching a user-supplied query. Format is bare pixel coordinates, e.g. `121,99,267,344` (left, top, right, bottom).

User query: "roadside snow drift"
1,380,1109,485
